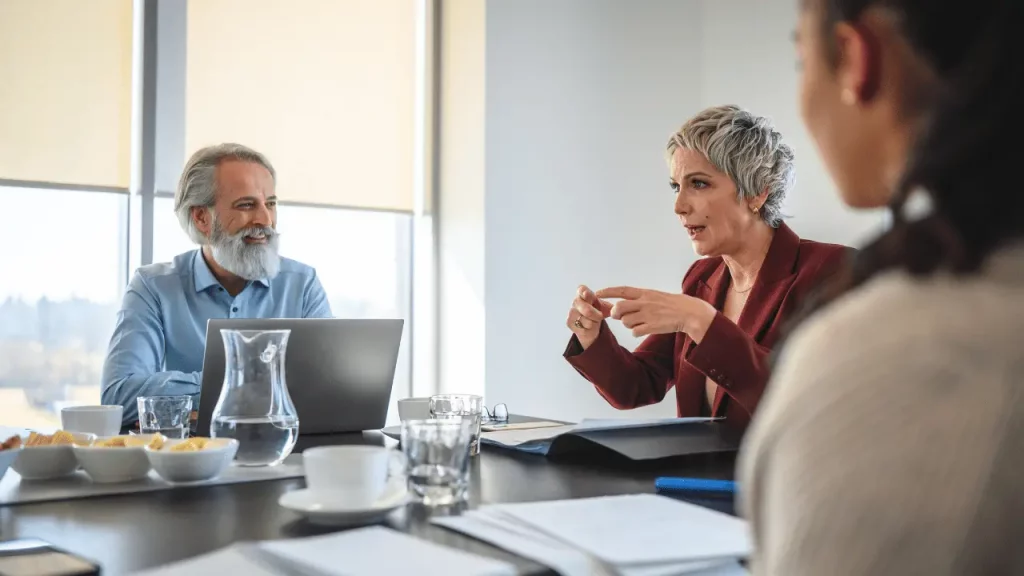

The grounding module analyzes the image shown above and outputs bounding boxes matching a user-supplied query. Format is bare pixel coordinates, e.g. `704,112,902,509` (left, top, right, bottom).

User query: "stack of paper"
480,417,717,455
132,526,517,576
433,494,750,576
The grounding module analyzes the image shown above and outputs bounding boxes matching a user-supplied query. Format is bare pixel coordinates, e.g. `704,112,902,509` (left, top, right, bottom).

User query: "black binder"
481,419,740,463
382,418,740,463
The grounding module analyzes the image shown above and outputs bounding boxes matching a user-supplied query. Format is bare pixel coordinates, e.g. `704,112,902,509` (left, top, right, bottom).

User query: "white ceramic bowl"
145,438,238,483
11,432,97,480
0,448,19,481
72,435,158,483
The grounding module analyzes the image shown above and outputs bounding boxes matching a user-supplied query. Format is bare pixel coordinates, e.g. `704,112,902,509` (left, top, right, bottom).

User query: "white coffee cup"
303,446,405,508
61,405,123,437
397,397,432,421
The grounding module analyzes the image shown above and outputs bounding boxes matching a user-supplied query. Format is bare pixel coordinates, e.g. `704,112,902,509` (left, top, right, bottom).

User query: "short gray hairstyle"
174,143,277,244
667,105,794,227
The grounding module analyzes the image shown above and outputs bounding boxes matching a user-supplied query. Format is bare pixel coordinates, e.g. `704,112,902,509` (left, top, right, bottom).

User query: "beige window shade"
0,0,134,190
186,0,416,212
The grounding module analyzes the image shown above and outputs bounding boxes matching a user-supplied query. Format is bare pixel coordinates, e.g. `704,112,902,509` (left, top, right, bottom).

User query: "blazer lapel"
710,223,802,416
687,260,730,416
736,222,801,337
691,260,730,346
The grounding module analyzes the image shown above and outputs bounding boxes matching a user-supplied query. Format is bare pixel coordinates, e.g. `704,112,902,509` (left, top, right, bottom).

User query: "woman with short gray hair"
563,104,850,435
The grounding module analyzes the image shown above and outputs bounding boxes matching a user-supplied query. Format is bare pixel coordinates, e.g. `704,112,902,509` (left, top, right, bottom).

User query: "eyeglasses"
483,403,508,423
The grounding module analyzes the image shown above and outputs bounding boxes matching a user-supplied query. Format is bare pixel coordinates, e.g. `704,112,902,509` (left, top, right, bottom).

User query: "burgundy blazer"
564,223,849,434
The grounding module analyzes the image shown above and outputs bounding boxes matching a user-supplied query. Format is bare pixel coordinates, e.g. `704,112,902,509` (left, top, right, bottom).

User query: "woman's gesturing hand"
566,285,612,349
596,286,717,342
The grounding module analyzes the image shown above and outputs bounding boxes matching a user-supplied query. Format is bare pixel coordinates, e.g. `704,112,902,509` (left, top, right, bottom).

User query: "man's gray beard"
208,220,281,281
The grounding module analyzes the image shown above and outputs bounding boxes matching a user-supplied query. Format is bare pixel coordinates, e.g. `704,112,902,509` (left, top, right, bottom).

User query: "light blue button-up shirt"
101,250,332,424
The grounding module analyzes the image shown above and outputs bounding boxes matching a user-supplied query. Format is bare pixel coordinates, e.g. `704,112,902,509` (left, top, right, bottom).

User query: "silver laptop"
195,318,404,436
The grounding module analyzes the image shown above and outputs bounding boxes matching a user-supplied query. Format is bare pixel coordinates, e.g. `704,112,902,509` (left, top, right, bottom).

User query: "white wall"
698,0,885,244
483,0,702,421
437,0,887,422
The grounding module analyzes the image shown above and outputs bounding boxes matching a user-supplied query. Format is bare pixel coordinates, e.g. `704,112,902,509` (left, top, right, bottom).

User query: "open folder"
479,417,740,462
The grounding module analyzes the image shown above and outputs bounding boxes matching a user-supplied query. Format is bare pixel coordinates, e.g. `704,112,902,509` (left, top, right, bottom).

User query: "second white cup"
302,446,405,508
397,397,431,421
61,405,123,437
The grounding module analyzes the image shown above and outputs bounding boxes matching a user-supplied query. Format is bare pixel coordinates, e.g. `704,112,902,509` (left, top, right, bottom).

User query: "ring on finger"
573,316,585,329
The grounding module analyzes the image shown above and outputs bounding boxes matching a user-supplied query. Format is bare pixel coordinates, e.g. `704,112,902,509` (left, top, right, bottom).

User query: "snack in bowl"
73,434,162,484
24,430,89,447
0,435,21,480
93,434,165,450
11,430,97,480
163,437,214,452
2,434,23,451
145,437,239,483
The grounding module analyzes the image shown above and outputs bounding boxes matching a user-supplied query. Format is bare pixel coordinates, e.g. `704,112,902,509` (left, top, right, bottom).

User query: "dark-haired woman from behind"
738,0,1024,575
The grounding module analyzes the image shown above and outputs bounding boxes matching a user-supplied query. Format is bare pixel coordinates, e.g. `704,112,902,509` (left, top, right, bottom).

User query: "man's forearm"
102,370,202,424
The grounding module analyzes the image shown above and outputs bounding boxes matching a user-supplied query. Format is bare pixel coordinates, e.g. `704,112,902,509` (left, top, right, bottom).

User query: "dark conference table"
0,423,737,575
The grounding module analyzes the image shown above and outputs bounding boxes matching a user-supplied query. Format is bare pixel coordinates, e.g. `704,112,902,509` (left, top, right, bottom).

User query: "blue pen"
655,477,737,495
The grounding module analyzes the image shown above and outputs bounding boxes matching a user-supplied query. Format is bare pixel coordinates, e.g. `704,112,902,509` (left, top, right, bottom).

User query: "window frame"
0,0,437,418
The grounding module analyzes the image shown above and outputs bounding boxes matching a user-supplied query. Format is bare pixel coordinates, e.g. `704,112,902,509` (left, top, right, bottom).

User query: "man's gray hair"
174,143,277,244
667,105,794,227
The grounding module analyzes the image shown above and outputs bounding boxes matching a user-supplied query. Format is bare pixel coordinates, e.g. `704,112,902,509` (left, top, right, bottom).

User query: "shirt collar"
192,250,271,293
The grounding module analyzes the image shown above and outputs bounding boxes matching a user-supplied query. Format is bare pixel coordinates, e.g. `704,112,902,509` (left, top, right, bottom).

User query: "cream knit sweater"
738,243,1024,576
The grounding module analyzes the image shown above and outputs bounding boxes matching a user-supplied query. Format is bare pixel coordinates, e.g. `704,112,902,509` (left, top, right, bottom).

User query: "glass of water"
137,395,193,439
429,394,484,456
401,418,474,506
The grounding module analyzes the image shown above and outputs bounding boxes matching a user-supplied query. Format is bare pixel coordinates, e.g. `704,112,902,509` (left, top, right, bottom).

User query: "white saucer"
278,482,410,527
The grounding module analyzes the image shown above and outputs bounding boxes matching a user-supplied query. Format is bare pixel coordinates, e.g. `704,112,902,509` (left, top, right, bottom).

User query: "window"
152,197,198,265
0,0,133,188
185,0,416,212
153,197,410,318
152,197,413,408
0,0,426,430
0,187,127,428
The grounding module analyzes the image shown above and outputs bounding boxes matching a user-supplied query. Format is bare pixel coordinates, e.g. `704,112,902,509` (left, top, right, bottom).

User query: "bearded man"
101,143,332,424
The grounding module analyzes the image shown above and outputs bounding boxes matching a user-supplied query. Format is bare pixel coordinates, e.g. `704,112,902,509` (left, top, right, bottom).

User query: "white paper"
257,526,518,576
435,513,595,576
490,494,750,566
571,417,716,432
130,546,279,575
481,425,576,447
480,420,565,432
435,512,732,576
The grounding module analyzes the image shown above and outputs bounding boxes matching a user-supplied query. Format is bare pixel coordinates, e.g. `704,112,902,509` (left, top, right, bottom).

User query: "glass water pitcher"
210,329,299,466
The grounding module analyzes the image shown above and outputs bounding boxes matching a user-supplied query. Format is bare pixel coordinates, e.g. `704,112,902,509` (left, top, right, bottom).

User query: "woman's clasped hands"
566,284,716,349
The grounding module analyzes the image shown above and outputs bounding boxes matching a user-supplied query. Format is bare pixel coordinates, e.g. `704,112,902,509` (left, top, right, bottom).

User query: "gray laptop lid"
196,318,404,436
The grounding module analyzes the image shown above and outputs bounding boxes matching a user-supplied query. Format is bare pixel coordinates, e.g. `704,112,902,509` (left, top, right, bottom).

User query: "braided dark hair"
808,0,1024,310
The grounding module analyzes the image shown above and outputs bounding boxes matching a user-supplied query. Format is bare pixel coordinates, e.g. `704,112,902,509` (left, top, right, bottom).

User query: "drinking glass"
137,395,193,439
400,418,474,506
429,394,484,456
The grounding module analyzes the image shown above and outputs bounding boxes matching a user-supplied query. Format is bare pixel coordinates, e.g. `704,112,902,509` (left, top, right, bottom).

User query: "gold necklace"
728,240,770,295
731,282,755,294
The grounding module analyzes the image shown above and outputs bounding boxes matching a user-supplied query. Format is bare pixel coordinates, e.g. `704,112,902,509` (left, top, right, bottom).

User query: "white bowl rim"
144,437,239,454
73,434,160,451
304,445,392,457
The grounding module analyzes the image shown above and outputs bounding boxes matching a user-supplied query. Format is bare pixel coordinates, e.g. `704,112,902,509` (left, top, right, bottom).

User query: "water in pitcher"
212,415,298,466
211,329,300,467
